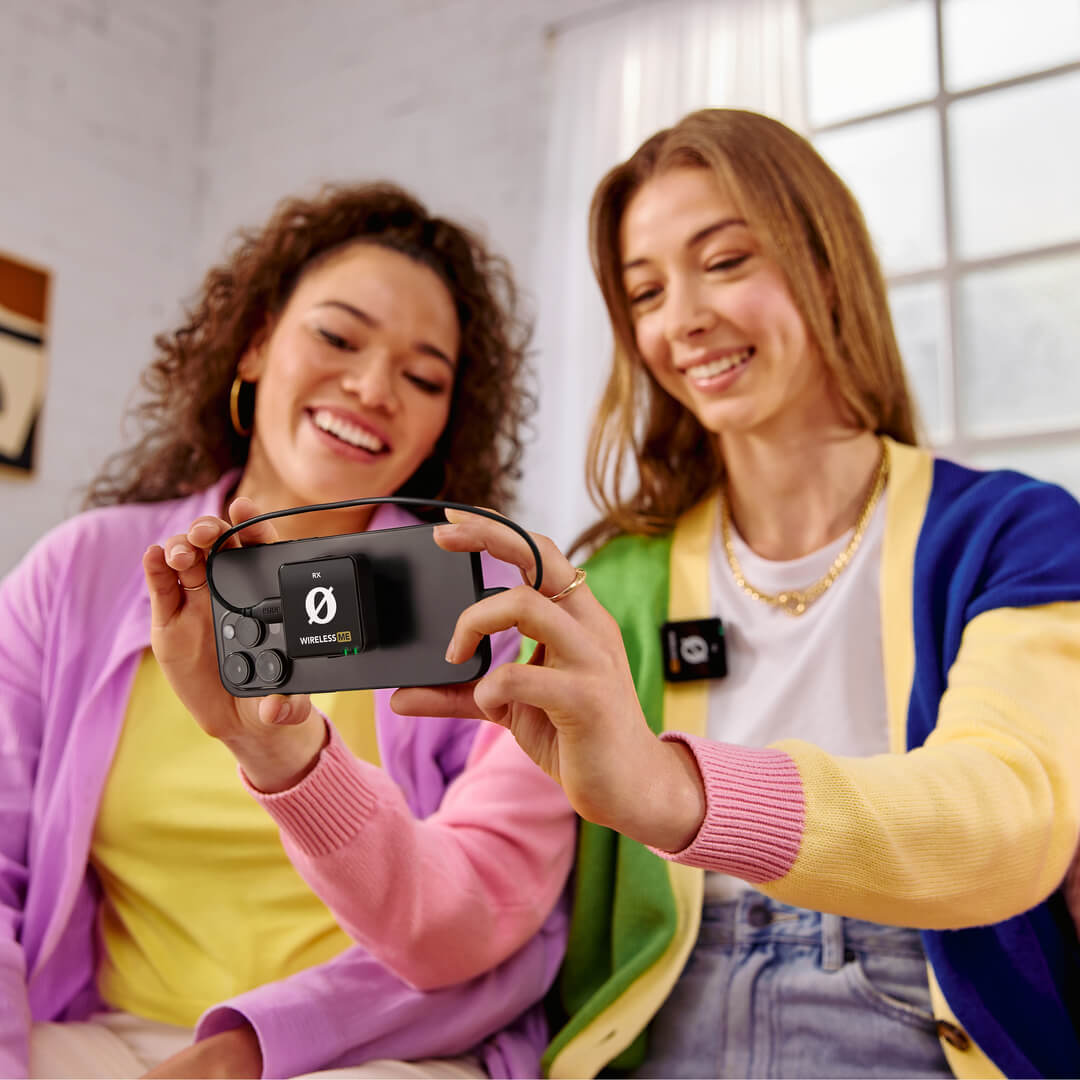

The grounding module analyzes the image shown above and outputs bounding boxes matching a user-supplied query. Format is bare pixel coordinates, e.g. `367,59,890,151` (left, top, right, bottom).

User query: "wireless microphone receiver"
206,498,544,697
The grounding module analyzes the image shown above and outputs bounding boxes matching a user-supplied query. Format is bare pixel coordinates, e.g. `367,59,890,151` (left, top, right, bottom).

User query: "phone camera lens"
254,649,287,686
224,652,254,686
235,616,264,648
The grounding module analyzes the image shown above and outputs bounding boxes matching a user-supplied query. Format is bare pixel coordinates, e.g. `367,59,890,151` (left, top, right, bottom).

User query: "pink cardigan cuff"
241,724,377,857
650,732,805,883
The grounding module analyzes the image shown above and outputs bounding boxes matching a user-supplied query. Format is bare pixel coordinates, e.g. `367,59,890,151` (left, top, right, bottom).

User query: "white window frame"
802,0,1080,461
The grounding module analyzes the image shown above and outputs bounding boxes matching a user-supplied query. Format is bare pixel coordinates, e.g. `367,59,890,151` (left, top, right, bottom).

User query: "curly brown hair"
84,183,534,519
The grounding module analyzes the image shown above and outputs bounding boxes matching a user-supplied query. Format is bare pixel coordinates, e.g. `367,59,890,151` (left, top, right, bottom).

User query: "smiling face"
237,243,459,512
619,167,847,444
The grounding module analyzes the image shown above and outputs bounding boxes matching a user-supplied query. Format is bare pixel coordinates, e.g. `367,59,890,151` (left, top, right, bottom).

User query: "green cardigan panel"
542,530,681,1074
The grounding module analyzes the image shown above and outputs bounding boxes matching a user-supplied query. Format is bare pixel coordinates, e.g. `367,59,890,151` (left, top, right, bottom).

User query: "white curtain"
519,0,804,549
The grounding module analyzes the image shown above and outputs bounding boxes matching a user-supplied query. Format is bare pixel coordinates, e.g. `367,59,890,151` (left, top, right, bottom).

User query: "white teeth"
311,409,385,452
687,349,753,380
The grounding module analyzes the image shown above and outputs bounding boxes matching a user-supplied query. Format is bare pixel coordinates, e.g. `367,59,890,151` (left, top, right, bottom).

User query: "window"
806,0,1080,488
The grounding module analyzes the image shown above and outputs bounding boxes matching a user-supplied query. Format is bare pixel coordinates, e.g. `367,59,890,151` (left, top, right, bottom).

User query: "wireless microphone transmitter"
660,617,727,682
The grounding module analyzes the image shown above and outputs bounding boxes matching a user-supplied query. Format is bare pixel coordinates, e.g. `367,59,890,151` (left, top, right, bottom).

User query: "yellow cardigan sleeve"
760,601,1080,927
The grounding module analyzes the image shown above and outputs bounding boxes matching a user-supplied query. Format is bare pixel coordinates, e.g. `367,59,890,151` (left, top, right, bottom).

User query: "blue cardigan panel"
912,459,1080,1077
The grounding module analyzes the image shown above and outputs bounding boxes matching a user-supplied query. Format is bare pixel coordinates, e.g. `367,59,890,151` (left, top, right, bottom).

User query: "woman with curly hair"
0,184,575,1079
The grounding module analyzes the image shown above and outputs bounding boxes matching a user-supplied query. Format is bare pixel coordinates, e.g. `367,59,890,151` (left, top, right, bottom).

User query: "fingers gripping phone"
211,523,495,696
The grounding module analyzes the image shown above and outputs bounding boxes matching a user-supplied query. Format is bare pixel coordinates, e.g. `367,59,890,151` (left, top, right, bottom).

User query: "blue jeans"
632,891,952,1078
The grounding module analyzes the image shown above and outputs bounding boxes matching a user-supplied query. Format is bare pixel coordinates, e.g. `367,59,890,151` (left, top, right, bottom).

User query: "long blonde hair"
575,108,918,554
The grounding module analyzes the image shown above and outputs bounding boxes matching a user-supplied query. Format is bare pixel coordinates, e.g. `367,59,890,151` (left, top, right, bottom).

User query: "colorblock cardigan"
544,438,1080,1079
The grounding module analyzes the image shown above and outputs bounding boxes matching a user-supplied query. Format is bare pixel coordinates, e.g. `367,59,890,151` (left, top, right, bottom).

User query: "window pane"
807,0,937,126
950,71,1080,259
957,252,1080,437
889,280,950,443
962,440,1080,500
817,109,944,274
943,0,1080,92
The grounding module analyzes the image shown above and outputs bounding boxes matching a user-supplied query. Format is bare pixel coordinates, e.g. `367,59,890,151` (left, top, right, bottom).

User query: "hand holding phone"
144,498,327,792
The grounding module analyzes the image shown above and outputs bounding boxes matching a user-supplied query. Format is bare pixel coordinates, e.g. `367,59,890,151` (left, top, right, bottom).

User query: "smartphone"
210,522,493,696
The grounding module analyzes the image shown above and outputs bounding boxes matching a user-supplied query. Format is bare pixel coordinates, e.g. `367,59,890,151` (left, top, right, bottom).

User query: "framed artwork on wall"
0,250,50,476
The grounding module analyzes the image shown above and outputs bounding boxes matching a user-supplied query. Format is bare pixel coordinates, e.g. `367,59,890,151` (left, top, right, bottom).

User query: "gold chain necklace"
719,442,889,616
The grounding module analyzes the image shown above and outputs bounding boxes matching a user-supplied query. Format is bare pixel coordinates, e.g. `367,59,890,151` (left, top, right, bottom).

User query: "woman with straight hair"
0,182,575,1080
390,109,1080,1079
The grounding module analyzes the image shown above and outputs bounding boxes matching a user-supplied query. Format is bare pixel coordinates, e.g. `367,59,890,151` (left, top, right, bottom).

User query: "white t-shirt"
704,494,889,900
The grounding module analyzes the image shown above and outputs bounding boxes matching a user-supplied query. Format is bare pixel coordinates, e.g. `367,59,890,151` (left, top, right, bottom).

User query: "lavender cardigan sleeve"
196,925,565,1079
0,529,61,1076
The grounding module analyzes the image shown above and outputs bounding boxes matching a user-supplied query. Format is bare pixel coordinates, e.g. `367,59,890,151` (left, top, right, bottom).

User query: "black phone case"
211,522,492,696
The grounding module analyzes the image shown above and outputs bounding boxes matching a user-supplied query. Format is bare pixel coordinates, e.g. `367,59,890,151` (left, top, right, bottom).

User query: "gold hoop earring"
229,376,254,437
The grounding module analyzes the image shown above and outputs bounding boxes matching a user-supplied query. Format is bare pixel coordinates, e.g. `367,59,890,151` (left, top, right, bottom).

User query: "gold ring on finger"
180,579,209,592
549,567,586,603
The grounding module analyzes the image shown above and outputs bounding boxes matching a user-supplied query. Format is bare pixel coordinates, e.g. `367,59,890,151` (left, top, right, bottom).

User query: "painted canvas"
0,251,50,474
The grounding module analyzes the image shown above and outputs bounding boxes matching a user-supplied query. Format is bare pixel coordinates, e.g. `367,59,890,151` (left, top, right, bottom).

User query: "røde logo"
679,634,709,665
305,585,337,625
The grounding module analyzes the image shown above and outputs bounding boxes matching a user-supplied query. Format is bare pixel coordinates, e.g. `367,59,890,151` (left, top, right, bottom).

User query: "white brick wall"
0,0,203,571
197,0,614,279
1,0,617,573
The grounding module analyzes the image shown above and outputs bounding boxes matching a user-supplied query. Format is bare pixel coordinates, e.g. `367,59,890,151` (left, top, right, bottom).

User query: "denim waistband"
699,891,925,972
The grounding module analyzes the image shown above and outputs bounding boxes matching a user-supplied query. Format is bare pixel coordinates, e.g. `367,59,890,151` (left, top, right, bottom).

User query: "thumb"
258,694,313,727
